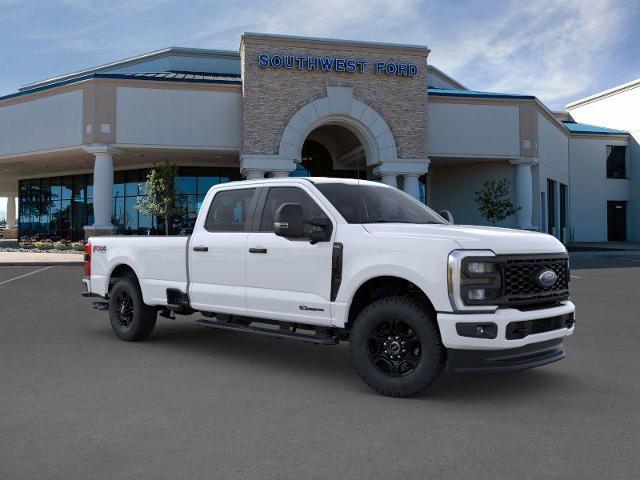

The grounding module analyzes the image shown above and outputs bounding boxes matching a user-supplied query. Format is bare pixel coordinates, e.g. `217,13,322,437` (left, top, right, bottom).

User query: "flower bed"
18,237,86,252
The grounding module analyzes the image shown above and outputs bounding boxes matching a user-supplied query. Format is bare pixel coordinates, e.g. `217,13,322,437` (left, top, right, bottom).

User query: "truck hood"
362,224,567,255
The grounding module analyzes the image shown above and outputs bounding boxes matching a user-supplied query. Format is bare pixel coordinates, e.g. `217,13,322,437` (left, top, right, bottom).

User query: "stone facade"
240,34,429,161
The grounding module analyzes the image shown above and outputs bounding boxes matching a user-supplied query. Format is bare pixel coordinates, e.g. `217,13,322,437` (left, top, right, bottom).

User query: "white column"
381,174,397,188
402,174,420,199
510,158,537,230
84,146,117,233
92,152,114,228
6,195,17,229
244,170,265,180
240,154,295,181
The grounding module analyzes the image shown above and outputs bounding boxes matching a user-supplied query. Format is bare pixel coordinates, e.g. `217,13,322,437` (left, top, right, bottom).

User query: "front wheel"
108,276,157,341
349,296,446,397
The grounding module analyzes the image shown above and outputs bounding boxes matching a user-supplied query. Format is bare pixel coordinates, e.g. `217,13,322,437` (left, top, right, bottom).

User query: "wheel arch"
345,275,437,331
107,263,139,293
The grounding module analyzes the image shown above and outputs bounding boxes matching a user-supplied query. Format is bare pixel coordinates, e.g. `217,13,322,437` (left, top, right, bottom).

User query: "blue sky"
1,0,639,215
0,0,639,109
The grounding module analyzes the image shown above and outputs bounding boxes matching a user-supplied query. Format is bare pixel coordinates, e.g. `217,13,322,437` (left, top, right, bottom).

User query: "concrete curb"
0,262,83,266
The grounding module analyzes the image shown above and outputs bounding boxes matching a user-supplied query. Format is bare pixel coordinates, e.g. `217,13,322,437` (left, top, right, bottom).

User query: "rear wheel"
349,296,446,397
109,276,157,341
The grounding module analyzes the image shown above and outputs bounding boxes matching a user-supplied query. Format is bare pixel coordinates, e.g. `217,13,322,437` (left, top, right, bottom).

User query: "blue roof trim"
428,87,535,100
0,72,242,102
562,121,628,135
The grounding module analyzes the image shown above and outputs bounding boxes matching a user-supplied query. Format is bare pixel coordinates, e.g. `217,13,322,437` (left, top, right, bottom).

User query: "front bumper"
437,300,575,350
447,338,565,373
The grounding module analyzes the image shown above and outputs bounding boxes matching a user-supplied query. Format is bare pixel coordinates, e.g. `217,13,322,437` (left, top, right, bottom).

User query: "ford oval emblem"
537,269,558,288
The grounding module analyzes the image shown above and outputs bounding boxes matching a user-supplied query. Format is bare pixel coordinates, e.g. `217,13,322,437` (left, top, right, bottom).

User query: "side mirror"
274,203,305,238
307,217,332,244
440,210,454,224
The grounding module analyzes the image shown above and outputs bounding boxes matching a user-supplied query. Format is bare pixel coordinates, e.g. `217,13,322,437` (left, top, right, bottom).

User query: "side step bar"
194,318,338,345
93,301,109,311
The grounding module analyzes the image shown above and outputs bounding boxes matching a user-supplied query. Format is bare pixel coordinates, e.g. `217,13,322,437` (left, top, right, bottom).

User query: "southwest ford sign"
257,54,418,77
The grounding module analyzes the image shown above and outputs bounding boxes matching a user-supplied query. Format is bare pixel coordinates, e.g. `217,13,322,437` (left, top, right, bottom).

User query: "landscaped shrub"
32,241,54,250
18,237,85,251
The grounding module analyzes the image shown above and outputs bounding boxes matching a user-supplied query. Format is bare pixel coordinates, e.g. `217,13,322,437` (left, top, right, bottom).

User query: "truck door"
245,185,335,325
188,187,258,315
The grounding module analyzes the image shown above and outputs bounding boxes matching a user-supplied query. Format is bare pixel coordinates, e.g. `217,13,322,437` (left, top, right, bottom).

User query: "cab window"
259,187,329,232
205,188,256,232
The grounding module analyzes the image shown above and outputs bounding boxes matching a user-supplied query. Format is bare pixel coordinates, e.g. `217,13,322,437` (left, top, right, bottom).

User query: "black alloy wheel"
108,275,158,342
367,320,422,377
349,296,446,397
115,290,134,329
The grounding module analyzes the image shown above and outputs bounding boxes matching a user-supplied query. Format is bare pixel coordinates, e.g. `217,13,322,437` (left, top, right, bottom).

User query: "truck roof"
216,177,390,188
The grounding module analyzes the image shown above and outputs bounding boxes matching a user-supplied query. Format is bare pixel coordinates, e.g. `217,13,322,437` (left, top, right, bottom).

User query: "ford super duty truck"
83,177,575,397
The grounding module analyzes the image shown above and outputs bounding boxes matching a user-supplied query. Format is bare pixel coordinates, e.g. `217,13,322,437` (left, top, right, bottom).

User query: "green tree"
474,179,520,226
136,161,183,235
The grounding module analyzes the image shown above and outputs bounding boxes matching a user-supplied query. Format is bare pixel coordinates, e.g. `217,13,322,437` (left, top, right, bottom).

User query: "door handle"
193,245,209,252
249,247,268,254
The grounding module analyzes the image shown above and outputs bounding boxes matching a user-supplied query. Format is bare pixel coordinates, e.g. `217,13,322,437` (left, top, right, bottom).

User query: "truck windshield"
315,183,447,224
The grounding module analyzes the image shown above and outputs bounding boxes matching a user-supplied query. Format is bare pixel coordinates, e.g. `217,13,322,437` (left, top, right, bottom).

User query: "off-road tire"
349,296,446,397
108,275,157,341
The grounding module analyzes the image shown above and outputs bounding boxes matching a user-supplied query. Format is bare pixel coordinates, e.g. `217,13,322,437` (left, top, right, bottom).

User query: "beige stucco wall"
0,90,83,157
240,35,428,160
429,160,518,228
569,136,629,241
427,101,520,157
116,86,242,148
567,86,639,241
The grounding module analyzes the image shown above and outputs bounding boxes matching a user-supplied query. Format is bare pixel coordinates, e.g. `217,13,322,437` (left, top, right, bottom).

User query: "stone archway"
240,85,429,198
278,86,398,167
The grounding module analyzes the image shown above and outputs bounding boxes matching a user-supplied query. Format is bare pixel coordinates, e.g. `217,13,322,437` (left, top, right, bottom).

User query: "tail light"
84,243,91,277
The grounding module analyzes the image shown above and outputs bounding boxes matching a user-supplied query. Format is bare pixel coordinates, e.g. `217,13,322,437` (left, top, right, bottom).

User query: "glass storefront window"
124,197,138,234
176,175,197,195
125,171,140,197
113,171,125,199
18,166,241,240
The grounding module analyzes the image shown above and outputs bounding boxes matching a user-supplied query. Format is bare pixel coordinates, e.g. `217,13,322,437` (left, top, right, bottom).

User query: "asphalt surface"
1,256,639,479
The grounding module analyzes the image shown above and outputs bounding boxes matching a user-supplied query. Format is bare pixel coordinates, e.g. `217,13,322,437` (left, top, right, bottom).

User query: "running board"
194,319,338,345
92,301,109,311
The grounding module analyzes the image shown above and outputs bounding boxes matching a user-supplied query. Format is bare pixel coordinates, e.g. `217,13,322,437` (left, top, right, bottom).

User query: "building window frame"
606,145,627,179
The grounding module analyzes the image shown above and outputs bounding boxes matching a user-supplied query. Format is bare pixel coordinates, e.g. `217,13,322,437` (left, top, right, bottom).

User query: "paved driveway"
0,257,638,479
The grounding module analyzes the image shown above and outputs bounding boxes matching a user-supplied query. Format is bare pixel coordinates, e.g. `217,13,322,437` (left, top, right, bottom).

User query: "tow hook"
92,301,109,311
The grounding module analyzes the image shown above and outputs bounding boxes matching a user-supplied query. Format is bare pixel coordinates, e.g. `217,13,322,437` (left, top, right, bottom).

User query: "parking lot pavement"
1,260,639,480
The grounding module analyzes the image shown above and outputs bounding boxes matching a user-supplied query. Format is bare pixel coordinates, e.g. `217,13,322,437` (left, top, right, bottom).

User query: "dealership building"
0,33,636,242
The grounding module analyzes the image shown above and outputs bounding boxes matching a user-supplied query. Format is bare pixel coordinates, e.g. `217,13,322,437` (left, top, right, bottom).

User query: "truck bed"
88,235,190,306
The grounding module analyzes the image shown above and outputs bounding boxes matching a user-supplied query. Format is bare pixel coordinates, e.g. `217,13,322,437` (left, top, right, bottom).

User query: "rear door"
607,201,627,241
245,185,335,325
188,187,258,315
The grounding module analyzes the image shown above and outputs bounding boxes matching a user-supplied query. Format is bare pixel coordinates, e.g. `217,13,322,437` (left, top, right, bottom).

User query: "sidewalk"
0,252,83,266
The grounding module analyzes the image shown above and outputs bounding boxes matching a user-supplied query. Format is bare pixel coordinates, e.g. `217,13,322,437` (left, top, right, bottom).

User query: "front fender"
332,240,454,327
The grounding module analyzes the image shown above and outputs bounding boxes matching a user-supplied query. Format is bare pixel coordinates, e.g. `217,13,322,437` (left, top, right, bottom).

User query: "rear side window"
259,187,328,232
205,188,256,232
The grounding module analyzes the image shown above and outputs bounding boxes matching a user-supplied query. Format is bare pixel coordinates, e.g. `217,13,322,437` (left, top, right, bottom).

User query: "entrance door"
189,187,259,315
607,201,627,241
245,185,335,326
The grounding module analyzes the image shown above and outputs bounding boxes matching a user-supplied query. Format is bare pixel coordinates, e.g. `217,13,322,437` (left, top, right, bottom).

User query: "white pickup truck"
83,177,575,397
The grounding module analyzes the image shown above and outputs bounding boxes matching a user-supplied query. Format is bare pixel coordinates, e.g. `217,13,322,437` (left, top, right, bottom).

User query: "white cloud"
426,0,628,107
3,0,635,109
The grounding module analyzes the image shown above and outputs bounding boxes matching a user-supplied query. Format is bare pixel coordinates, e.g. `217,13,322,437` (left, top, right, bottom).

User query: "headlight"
466,262,494,274
448,251,500,311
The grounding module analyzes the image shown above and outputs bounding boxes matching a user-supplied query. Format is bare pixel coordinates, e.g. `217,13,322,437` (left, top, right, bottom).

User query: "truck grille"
500,255,569,307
